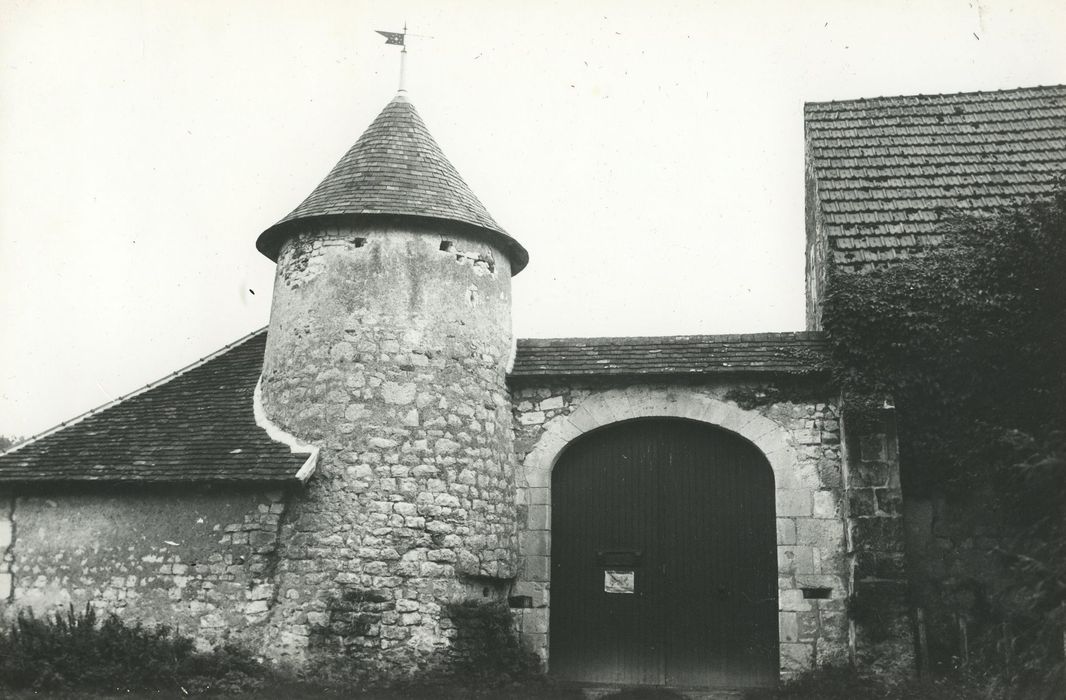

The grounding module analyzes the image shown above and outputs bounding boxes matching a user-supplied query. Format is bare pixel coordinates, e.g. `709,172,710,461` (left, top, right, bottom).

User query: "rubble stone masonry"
0,489,287,652
257,221,519,675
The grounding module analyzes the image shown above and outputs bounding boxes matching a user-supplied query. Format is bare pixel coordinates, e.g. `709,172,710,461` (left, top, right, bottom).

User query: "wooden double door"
550,418,778,688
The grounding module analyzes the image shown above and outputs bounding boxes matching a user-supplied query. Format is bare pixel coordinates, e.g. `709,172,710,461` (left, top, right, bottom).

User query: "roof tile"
0,331,305,484
509,332,829,378
256,94,528,272
807,85,1066,272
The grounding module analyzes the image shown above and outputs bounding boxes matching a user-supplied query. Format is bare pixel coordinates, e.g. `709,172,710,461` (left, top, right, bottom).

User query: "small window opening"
802,587,832,600
353,237,367,248
440,240,454,252
508,595,533,609
482,587,490,597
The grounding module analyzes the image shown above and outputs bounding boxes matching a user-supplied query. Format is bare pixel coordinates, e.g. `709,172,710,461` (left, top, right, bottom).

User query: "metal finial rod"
375,25,410,93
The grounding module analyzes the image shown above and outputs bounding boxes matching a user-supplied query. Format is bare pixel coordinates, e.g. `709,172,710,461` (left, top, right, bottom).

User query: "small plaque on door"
604,569,635,594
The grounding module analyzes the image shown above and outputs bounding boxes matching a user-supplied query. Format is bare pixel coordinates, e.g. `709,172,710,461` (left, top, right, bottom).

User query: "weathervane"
376,23,432,93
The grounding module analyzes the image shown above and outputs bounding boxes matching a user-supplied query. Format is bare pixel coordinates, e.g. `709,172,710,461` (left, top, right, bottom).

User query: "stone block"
874,488,902,516
526,487,550,505
545,415,586,443
716,407,759,437
779,611,798,642
859,434,887,462
854,552,906,580
523,432,570,471
848,488,877,516
566,407,601,433
796,574,843,593
518,531,550,556
382,382,416,405
778,546,816,575
852,460,891,487
812,491,838,519
0,573,10,599
0,520,11,548
779,588,812,612
523,466,550,489
781,642,814,671
523,608,549,634
527,505,550,531
539,396,564,411
524,555,549,582
851,517,905,553
795,518,844,548
776,489,813,517
797,611,820,641
776,518,797,545
519,411,546,426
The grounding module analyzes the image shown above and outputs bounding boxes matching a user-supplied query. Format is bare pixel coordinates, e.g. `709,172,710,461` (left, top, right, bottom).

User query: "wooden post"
916,607,930,675
849,618,857,666
956,614,969,669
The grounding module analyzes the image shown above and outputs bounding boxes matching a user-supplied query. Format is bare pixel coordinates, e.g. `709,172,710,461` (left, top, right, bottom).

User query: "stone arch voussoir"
522,388,795,487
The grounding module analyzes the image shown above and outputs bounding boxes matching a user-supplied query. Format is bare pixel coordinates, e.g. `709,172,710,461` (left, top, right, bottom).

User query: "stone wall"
507,380,859,677
0,488,286,651
804,132,830,331
843,409,913,675
258,221,519,675
904,491,1016,670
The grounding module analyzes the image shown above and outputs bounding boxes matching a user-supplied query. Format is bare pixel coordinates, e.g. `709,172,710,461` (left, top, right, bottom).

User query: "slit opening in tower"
440,240,454,252
353,237,367,248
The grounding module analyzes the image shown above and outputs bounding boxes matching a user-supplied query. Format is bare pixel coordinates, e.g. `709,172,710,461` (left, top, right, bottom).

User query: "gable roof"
257,94,528,273
806,85,1066,272
510,332,829,379
0,330,307,485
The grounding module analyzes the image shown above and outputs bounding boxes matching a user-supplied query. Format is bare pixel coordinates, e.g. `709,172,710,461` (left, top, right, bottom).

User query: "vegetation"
746,664,992,700
0,604,264,695
823,188,1066,695
444,599,541,682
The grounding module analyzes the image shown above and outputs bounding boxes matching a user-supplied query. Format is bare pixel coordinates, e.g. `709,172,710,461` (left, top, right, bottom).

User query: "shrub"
443,600,540,683
0,604,264,694
823,188,1066,693
745,664,997,700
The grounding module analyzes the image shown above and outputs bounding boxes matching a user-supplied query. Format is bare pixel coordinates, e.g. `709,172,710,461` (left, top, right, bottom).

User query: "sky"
1,0,1064,439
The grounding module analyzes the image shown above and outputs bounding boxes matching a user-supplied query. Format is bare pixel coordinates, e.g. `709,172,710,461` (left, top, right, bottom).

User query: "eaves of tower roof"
257,94,528,273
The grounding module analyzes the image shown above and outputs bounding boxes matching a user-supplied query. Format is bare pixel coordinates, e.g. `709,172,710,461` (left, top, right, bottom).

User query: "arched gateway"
550,418,778,688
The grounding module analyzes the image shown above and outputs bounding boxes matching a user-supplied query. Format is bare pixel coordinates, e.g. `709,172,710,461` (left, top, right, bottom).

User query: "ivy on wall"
822,187,1066,688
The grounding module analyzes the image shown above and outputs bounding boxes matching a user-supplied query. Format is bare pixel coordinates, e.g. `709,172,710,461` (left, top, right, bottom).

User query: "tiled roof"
806,85,1066,271
0,330,306,485
257,93,528,273
509,332,829,379
1,330,827,484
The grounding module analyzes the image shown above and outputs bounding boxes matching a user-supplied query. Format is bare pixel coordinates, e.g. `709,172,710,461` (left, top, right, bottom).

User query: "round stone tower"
256,91,528,674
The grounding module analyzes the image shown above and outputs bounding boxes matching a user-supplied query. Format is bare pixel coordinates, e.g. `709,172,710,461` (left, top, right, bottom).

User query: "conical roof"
257,94,527,273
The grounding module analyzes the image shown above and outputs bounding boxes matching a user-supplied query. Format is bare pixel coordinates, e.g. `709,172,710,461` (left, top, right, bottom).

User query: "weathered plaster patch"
253,377,319,482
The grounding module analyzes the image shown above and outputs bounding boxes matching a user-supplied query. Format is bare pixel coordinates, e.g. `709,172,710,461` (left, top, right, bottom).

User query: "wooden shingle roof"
510,332,829,379
0,330,306,485
257,94,528,273
806,85,1066,272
